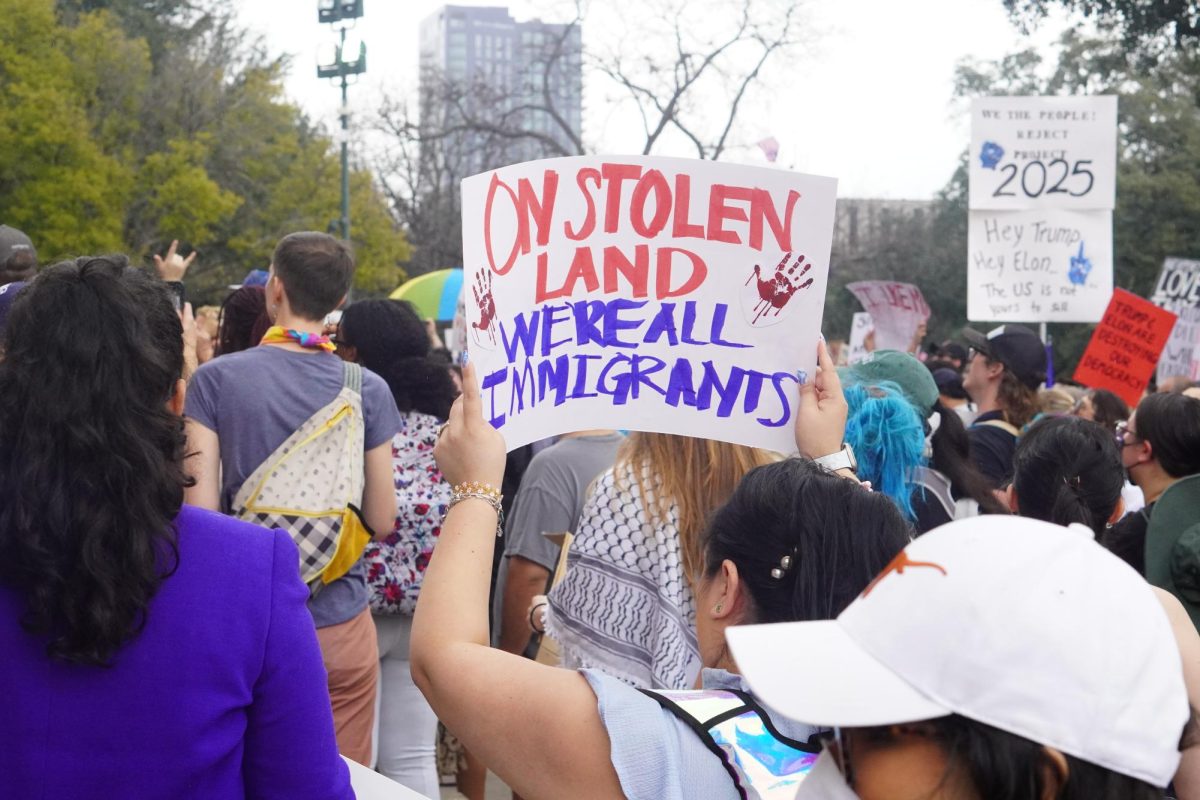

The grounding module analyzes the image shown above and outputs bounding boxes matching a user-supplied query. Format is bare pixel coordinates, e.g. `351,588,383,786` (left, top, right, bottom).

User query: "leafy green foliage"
1,0,410,302
1003,0,1199,49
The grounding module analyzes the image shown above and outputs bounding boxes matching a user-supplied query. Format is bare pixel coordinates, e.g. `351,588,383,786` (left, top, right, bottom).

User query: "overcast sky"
234,0,1070,199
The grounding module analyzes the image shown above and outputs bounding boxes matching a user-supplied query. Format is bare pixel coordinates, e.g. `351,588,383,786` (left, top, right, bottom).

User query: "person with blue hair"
842,380,927,522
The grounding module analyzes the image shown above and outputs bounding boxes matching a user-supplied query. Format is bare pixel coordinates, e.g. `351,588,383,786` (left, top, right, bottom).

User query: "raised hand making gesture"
154,240,197,282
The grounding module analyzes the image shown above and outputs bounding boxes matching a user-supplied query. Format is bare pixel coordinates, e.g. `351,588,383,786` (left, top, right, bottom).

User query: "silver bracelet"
446,491,505,537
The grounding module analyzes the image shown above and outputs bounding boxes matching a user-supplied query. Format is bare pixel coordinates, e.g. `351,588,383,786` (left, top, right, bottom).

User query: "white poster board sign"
968,95,1116,324
969,96,1117,211
967,209,1113,322
461,155,838,453
1151,258,1200,382
847,312,873,365
845,281,929,352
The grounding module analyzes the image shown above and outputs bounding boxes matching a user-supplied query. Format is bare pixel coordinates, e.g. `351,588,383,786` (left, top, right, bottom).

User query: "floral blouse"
363,411,451,616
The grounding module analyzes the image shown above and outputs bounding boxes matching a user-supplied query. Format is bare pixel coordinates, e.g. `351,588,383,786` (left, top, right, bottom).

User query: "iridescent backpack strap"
640,688,821,800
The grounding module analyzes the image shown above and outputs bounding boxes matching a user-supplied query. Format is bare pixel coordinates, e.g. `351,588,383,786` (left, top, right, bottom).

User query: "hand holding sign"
436,361,507,489
793,339,847,460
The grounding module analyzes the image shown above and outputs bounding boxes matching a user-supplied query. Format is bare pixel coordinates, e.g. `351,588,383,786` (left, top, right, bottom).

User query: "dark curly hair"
216,286,271,356
0,256,189,665
339,299,458,420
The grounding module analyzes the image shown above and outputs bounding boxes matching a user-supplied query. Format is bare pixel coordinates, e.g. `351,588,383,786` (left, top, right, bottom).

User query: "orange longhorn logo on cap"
861,551,947,598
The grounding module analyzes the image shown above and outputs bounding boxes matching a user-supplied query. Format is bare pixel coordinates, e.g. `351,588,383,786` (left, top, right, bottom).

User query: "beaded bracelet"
446,482,505,537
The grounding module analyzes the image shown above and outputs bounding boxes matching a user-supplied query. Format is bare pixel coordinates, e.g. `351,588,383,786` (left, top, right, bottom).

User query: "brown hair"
996,366,1038,428
272,232,355,321
615,432,776,583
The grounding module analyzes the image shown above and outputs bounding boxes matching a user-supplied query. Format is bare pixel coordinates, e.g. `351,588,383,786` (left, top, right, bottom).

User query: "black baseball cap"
962,324,1046,389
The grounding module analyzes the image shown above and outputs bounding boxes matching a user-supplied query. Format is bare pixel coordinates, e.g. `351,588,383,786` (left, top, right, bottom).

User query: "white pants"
373,614,439,796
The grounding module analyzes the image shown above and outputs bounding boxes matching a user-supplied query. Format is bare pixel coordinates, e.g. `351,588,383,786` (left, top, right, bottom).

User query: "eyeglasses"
1114,421,1140,448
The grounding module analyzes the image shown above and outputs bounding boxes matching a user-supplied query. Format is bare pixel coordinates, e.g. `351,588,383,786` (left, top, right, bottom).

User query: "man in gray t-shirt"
494,431,623,656
184,232,399,765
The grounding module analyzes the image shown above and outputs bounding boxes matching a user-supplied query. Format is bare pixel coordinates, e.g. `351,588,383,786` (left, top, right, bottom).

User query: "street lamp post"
317,1,366,242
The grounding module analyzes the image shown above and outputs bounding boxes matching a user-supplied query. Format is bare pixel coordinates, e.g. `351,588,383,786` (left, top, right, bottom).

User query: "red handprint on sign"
471,269,497,345
745,252,814,325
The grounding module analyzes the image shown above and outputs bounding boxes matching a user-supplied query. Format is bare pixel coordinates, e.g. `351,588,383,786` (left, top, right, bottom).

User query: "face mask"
794,749,860,800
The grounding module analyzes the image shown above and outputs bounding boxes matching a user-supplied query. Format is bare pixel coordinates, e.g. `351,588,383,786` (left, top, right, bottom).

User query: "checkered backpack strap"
231,361,366,585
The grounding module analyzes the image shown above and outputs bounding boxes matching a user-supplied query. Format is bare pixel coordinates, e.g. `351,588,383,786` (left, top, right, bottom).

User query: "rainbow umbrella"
389,268,463,322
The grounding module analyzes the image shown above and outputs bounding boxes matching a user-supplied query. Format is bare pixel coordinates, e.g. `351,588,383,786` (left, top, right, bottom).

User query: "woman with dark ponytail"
0,257,350,798
335,298,458,794
1009,415,1125,535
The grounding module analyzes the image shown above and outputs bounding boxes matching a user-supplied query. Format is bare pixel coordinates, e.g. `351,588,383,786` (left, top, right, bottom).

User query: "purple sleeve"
242,529,354,800
361,368,402,450
184,360,220,433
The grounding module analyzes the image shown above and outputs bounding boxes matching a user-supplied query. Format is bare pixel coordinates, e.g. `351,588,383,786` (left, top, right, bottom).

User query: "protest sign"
1157,307,1200,383
460,155,838,453
1073,289,1178,407
845,281,928,352
847,312,873,365
1150,258,1200,382
969,96,1117,211
967,208,1112,322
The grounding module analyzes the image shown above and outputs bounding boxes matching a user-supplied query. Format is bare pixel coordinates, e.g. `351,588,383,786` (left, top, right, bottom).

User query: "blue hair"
843,380,927,521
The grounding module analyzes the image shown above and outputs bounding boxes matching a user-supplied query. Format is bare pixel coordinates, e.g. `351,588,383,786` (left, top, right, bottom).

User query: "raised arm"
410,363,624,800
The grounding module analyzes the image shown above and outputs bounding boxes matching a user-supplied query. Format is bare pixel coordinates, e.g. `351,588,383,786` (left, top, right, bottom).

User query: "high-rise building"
419,5,583,178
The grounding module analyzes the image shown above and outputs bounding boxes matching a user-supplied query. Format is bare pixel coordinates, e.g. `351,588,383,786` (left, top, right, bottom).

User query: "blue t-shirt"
584,668,824,800
186,346,401,627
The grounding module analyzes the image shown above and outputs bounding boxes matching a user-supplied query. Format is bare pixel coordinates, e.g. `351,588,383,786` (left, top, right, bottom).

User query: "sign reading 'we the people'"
461,156,837,453
967,96,1117,323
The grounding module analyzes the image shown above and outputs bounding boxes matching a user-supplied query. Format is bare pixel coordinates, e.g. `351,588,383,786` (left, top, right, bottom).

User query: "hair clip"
770,554,794,580
1063,476,1082,490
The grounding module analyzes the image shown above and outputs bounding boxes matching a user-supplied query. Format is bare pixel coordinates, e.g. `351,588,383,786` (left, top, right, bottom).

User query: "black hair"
339,299,458,420
0,257,188,665
1135,392,1200,478
1012,416,1123,536
216,285,271,356
849,714,1164,800
0,248,37,284
272,231,355,321
1086,389,1129,434
701,459,909,624
930,400,1009,516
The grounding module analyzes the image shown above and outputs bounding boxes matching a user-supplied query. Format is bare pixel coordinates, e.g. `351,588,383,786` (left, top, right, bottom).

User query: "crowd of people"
1,222,1199,800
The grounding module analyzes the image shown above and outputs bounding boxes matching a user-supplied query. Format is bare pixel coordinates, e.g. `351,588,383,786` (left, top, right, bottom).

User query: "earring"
714,603,724,614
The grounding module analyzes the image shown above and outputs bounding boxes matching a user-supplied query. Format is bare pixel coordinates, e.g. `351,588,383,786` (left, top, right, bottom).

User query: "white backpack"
231,361,372,589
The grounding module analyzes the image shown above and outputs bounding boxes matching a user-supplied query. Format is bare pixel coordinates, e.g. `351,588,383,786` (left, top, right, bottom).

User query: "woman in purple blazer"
0,257,353,800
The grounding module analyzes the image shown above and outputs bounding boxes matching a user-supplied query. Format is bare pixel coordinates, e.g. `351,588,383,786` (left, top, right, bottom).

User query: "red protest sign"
1073,289,1178,406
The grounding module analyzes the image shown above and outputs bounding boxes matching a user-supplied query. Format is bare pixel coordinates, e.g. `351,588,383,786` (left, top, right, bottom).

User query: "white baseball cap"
726,516,1189,788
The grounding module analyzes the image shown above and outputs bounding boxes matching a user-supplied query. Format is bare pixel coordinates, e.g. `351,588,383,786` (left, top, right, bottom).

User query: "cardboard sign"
967,208,1112,323
1150,258,1200,382
847,312,873,365
1158,307,1200,382
1073,289,1178,406
845,281,928,352
969,96,1117,211
460,155,838,453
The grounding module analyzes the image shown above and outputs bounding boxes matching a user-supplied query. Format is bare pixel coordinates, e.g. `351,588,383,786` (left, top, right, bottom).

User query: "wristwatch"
812,443,857,474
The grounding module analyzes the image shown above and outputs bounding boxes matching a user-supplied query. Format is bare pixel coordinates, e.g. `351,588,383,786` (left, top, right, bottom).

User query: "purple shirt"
185,345,402,628
1,506,354,800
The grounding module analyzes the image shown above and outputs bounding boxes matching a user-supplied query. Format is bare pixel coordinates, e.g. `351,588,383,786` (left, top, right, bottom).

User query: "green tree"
1003,0,1199,49
948,29,1200,371
0,0,131,258
1,0,410,300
